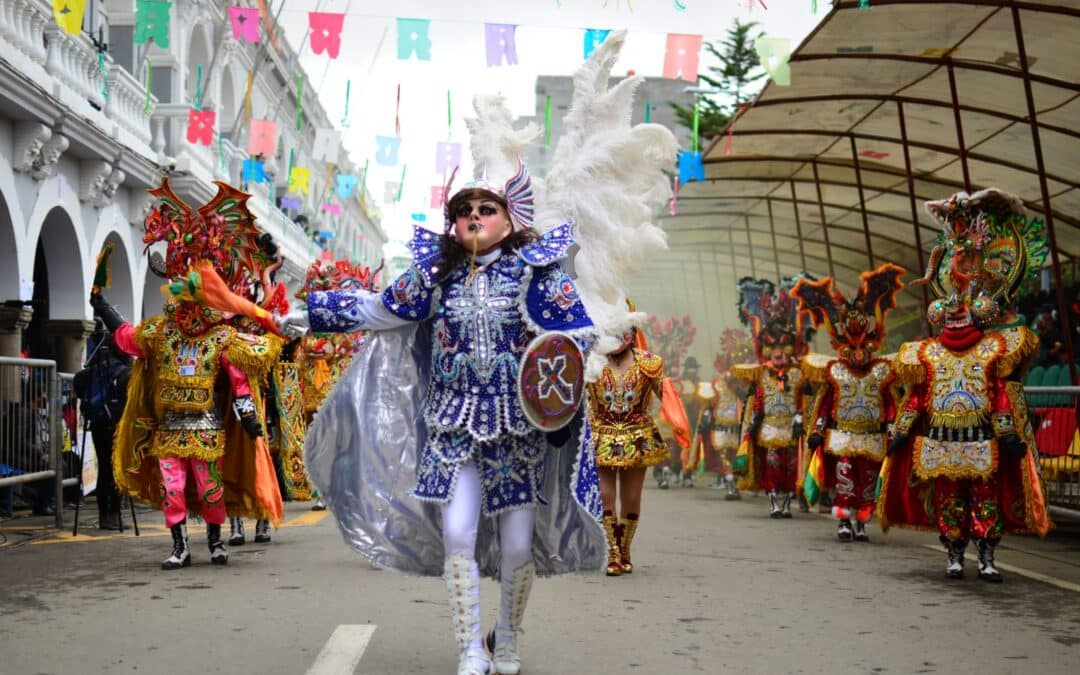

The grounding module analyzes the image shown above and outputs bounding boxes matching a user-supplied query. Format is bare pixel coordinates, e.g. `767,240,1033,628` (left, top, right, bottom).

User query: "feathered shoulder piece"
517,221,576,267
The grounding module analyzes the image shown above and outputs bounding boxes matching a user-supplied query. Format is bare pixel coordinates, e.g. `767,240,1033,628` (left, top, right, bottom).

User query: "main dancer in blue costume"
282,149,603,675
282,31,677,673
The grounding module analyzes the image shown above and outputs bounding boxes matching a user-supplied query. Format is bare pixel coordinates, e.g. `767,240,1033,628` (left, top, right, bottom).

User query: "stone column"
46,319,96,374
0,305,33,358
0,305,34,401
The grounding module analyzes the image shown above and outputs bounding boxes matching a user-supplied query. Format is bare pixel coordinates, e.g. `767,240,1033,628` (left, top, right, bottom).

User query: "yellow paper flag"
289,166,311,195
53,0,86,35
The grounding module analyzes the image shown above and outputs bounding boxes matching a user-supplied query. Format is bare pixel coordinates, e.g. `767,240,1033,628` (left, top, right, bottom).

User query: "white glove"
277,309,310,339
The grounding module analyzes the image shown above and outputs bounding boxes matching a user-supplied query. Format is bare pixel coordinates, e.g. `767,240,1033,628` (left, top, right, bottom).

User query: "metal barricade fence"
0,356,64,527
1026,385,1080,514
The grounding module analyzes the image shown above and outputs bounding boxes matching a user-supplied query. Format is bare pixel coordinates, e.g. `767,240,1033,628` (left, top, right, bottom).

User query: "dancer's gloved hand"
998,433,1027,460
886,433,907,456
89,291,127,333
277,309,310,339
791,415,805,441
546,425,573,448
807,432,825,450
233,395,262,438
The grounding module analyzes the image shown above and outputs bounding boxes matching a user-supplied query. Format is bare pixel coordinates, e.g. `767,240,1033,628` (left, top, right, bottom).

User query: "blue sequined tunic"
308,223,597,516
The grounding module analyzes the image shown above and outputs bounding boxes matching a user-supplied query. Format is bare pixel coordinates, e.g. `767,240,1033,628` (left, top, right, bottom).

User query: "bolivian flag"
803,445,826,506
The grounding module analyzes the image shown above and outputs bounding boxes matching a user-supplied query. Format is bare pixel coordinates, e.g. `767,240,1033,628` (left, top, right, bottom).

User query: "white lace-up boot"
445,555,489,675
488,560,534,675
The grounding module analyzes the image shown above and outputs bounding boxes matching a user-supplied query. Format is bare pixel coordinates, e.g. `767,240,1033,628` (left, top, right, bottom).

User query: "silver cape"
303,323,606,578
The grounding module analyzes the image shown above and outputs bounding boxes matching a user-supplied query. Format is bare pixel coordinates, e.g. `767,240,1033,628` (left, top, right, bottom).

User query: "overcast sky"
278,0,825,248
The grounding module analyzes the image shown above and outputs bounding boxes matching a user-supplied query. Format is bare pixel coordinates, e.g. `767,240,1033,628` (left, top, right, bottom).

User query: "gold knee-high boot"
619,514,639,574
602,515,623,576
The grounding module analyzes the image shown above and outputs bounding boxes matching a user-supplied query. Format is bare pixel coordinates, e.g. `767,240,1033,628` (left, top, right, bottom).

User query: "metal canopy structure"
665,0,1079,344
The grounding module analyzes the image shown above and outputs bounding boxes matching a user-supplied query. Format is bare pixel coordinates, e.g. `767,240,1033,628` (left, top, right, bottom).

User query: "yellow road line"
25,509,330,546
281,510,330,528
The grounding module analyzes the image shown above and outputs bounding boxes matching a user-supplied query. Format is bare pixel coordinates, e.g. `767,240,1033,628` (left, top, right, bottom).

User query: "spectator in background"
72,320,131,529
1030,305,1064,367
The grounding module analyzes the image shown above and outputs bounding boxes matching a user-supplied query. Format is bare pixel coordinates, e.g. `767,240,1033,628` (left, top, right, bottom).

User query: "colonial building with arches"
0,0,385,372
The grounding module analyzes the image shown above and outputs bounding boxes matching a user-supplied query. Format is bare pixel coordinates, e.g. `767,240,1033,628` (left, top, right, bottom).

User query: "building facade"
0,0,384,372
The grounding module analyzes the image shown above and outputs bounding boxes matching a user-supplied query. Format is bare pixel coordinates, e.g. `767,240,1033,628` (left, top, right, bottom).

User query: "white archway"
35,206,87,319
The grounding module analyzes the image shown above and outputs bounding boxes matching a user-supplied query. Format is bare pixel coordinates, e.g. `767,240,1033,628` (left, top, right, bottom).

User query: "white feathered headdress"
449,31,677,380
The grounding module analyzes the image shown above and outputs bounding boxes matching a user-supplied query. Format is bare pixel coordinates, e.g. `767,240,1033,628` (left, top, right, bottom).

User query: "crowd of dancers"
85,31,1053,675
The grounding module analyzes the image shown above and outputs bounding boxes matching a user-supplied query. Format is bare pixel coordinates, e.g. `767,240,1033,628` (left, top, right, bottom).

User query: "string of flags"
53,2,805,217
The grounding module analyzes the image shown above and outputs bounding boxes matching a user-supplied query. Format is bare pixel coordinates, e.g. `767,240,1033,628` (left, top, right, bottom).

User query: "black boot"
976,538,1003,583
229,517,245,546
162,521,191,570
944,538,967,579
768,491,782,518
254,519,271,543
837,520,854,542
207,523,229,565
780,492,794,518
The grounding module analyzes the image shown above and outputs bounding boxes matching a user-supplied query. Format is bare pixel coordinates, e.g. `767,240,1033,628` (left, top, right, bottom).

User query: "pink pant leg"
189,458,226,525
158,456,189,528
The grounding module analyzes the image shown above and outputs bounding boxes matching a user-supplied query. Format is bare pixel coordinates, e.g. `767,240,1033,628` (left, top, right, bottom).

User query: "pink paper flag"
309,12,345,59
248,118,277,157
186,109,215,146
430,185,448,209
435,142,461,173
228,6,259,43
663,34,704,82
321,202,342,215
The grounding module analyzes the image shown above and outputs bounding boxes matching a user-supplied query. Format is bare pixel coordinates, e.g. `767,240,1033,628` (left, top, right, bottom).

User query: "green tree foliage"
671,19,766,151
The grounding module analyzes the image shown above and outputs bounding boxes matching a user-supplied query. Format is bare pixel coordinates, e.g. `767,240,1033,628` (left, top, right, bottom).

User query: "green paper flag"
447,89,452,138
645,100,652,123
98,51,109,102
755,37,792,87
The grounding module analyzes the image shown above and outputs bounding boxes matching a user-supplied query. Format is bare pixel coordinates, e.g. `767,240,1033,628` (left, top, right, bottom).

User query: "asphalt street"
1,482,1078,674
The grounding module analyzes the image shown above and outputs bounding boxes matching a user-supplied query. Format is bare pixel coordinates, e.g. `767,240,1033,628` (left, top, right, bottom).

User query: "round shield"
517,331,586,431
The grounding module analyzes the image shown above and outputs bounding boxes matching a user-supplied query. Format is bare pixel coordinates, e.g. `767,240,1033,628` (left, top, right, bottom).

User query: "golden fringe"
1008,380,1053,536
224,334,284,385
928,409,989,430
800,353,831,384
151,428,227,463
995,326,1039,378
911,436,998,481
890,342,926,384
730,363,761,383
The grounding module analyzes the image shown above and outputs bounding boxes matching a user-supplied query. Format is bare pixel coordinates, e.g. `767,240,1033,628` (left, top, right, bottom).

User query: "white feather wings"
537,31,678,372
461,31,677,378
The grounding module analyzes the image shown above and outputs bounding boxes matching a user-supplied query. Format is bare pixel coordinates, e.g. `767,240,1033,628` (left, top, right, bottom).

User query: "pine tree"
671,19,766,151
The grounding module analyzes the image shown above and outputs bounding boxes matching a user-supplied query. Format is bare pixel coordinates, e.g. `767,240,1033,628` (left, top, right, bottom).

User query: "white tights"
442,462,536,641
